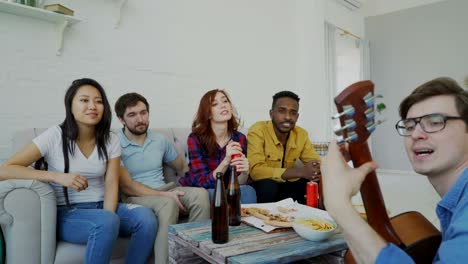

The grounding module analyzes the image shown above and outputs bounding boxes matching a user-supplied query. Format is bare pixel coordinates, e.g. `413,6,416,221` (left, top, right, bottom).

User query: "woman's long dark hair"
192,89,239,157
60,78,112,161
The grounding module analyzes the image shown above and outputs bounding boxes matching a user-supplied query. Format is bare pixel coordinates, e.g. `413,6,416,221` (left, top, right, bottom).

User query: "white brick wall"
0,0,365,162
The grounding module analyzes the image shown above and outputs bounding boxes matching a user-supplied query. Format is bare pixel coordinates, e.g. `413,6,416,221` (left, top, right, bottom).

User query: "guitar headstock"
333,80,385,145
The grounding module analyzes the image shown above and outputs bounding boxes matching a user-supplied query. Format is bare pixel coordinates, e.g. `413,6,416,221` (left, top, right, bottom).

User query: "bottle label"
231,153,242,159
306,181,318,208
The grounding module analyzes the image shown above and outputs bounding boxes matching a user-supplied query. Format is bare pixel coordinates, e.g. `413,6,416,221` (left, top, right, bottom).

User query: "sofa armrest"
313,142,330,157
0,179,57,264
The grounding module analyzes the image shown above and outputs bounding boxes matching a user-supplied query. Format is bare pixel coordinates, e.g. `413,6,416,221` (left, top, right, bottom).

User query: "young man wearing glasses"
321,77,468,263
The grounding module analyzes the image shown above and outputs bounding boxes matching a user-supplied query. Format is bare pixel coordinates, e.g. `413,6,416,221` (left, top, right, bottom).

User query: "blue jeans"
208,185,257,204
57,202,157,264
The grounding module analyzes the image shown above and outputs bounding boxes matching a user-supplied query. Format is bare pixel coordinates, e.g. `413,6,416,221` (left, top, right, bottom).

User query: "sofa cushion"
54,238,130,264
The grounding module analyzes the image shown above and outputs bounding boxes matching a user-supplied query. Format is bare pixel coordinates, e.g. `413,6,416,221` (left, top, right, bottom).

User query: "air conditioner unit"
335,0,363,11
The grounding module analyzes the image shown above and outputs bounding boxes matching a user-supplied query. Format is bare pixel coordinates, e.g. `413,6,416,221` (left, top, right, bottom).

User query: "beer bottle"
212,172,228,243
227,165,241,226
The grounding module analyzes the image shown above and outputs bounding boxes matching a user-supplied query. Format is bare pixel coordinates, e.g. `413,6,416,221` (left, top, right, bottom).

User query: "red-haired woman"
179,89,257,203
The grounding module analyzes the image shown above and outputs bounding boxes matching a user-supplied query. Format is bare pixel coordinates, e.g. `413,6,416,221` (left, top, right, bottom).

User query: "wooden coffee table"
168,221,347,264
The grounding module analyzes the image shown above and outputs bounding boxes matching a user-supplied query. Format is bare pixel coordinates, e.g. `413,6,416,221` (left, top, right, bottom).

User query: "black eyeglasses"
395,113,464,136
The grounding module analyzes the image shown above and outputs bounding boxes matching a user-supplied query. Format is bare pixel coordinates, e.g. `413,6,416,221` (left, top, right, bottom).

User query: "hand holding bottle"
225,141,242,163
230,153,249,173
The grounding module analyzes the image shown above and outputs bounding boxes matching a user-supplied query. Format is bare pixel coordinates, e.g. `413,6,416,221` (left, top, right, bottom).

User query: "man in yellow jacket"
247,91,321,204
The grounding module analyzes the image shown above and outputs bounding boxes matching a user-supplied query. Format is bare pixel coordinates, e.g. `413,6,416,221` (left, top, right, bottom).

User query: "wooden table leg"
169,233,208,264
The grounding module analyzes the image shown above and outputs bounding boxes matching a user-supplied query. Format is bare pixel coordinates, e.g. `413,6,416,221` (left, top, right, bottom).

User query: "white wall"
326,0,365,38
359,170,440,228
0,0,365,162
363,0,447,16
366,0,468,171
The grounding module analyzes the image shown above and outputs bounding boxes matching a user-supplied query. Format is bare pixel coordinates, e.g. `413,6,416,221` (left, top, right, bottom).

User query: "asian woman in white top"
0,78,157,264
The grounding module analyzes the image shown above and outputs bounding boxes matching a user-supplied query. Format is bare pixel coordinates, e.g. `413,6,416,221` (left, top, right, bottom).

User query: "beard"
272,120,295,133
126,123,148,136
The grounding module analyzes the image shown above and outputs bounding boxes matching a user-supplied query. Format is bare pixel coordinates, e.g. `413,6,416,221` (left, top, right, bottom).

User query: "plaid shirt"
179,131,247,188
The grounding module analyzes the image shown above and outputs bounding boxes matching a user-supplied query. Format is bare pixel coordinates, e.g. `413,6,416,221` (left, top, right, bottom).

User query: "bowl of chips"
292,217,337,241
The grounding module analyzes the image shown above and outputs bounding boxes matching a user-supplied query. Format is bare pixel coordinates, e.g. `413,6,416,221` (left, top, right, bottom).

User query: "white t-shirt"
33,125,121,205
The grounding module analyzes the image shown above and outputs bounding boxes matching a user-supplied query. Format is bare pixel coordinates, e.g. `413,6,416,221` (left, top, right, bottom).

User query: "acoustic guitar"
332,80,441,264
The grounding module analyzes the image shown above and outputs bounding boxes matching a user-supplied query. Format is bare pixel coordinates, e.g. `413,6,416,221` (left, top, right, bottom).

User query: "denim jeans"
252,178,308,204
57,202,157,264
208,185,257,204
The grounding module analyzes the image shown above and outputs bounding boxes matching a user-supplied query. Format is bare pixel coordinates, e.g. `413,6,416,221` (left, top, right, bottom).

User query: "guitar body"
345,211,441,264
334,81,441,264
391,211,441,263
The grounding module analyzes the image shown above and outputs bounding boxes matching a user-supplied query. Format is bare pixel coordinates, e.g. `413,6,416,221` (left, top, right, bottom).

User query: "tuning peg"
366,118,386,133
332,105,355,120
364,107,375,122
337,131,358,145
363,92,374,107
366,121,377,134
333,119,356,136
363,93,383,108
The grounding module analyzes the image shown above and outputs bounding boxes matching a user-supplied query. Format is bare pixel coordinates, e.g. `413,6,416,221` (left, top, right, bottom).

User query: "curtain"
359,39,371,80
324,21,337,141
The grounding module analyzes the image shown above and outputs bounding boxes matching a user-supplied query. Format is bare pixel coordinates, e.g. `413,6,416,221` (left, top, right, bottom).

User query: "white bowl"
292,217,337,242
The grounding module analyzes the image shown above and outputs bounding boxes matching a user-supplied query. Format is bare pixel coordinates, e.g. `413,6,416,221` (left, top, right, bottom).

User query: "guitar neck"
349,142,403,246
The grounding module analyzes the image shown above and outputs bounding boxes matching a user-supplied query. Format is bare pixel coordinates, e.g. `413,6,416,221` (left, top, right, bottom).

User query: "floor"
351,169,441,229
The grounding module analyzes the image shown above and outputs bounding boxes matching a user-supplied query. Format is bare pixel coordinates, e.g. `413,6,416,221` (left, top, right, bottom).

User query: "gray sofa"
0,128,194,264
0,127,328,263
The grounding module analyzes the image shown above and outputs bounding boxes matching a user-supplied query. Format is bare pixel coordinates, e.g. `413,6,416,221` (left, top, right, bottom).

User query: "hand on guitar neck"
322,141,378,213
322,140,386,264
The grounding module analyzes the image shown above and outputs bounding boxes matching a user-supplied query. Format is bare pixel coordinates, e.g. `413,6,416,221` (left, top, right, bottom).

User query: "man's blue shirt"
118,129,178,189
376,168,468,263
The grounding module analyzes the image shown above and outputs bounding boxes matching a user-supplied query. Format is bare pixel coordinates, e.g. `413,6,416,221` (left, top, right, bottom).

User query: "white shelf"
0,1,80,55
114,0,128,28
